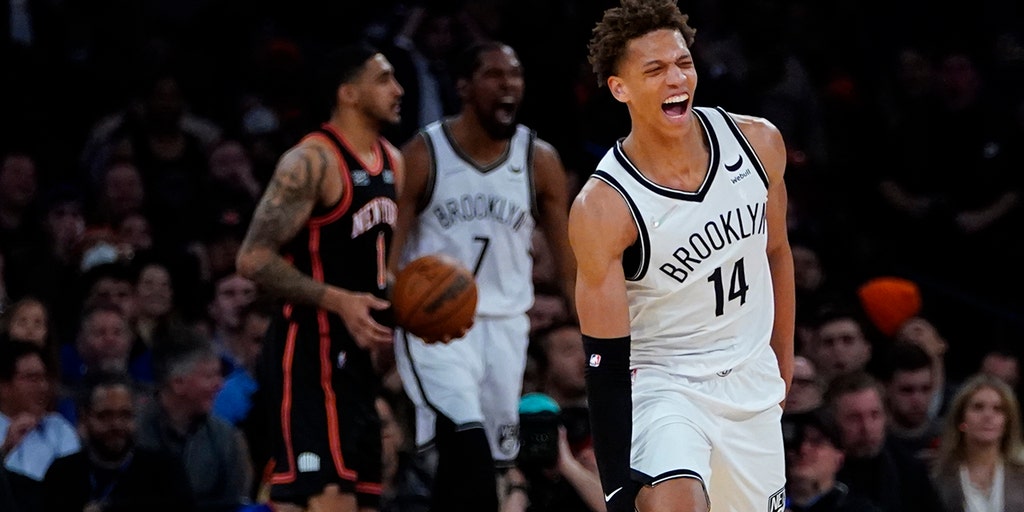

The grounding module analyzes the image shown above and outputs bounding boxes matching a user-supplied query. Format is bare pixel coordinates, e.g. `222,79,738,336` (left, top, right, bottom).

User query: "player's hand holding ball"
392,254,477,344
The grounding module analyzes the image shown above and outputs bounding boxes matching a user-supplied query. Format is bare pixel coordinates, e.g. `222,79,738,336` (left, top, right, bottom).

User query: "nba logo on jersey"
768,487,785,512
588,354,602,367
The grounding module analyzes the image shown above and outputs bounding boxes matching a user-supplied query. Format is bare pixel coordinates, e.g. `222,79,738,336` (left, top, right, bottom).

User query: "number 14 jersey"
401,120,537,317
592,107,775,379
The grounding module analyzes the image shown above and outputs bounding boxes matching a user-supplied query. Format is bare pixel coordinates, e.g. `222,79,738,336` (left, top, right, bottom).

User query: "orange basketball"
392,254,477,343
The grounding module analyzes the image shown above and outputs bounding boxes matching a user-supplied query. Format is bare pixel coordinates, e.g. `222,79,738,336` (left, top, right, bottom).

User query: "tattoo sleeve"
240,146,332,306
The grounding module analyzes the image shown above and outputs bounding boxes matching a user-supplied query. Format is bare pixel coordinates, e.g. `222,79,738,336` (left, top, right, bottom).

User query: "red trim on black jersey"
309,133,355,227
309,225,358,481
271,321,300,484
321,123,384,176
356,482,383,495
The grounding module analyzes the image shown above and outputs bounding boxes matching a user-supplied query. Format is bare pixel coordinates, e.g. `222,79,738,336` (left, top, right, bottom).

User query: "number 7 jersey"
401,120,537,317
592,107,775,378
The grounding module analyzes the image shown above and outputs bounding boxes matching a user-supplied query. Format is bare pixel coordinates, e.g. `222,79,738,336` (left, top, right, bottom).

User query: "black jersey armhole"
592,170,650,281
416,131,439,214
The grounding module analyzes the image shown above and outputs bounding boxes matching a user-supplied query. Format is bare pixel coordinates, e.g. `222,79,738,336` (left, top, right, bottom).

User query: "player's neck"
327,114,381,164
447,114,509,164
622,118,708,185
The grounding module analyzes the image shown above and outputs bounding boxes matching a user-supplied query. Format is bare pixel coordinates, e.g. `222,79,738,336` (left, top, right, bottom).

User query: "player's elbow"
235,246,267,281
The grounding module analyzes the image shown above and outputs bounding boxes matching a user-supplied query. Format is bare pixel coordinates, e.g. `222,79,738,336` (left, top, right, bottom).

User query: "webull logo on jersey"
432,194,530,232
659,201,767,284
352,197,397,238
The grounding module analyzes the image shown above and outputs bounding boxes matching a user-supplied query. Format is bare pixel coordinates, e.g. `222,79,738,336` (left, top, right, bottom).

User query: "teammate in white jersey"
570,2,795,512
390,41,575,512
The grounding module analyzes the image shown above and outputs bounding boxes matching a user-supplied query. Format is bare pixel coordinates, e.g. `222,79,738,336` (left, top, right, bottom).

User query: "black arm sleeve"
583,334,637,512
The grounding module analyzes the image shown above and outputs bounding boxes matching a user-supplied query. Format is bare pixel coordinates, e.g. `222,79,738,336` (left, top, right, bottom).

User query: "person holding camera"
508,393,604,512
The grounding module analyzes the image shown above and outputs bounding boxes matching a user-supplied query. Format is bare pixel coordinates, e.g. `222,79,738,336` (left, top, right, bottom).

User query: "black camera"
517,393,561,471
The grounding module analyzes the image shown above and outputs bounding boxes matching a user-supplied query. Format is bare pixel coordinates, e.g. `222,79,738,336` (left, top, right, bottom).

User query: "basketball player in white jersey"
570,2,795,512
390,41,575,511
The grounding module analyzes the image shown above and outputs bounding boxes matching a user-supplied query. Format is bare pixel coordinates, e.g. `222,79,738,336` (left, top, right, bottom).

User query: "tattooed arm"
237,142,392,346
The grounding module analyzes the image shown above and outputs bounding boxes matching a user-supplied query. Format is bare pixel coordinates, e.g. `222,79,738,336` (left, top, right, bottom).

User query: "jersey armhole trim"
714,106,770,189
592,170,650,281
416,131,439,215
526,129,539,220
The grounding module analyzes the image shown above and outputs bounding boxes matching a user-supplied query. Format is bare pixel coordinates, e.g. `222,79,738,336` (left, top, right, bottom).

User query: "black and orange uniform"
264,123,398,508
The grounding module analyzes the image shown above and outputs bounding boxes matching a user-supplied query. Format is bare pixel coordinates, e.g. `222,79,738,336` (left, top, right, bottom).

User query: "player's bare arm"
532,138,578,319
237,142,331,303
388,133,430,274
734,113,796,397
570,179,638,512
569,180,634,340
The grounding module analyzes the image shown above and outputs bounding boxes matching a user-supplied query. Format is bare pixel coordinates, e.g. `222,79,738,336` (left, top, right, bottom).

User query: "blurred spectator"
0,150,47,302
782,408,882,512
0,342,79,481
786,355,824,414
60,303,151,390
932,374,1024,511
137,337,251,512
881,342,943,463
205,272,258,358
978,347,1020,390
527,293,569,339
510,393,603,512
92,161,146,228
806,309,874,385
895,316,954,419
384,4,465,145
115,212,154,254
828,372,942,512
42,372,196,512
531,323,586,409
212,301,270,426
80,262,137,321
0,297,50,348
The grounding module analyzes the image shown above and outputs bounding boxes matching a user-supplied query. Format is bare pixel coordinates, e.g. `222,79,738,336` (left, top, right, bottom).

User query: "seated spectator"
882,342,943,462
828,372,943,512
532,322,586,409
137,337,252,512
42,372,196,511
978,347,1019,390
786,355,824,413
205,271,258,364
895,316,954,419
0,297,49,347
61,304,146,386
0,342,79,481
932,374,1024,511
213,301,270,425
783,408,881,512
807,308,874,385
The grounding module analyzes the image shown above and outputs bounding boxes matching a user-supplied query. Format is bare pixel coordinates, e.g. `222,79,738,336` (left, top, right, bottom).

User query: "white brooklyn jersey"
401,121,537,316
593,107,775,378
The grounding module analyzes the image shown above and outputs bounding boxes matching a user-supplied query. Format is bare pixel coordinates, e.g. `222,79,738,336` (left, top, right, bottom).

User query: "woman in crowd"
932,374,1024,511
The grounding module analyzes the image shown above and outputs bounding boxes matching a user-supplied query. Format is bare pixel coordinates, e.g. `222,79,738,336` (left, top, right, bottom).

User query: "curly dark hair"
588,0,696,86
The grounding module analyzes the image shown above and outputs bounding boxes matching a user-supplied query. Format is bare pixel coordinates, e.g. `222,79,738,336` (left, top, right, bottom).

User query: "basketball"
392,254,478,343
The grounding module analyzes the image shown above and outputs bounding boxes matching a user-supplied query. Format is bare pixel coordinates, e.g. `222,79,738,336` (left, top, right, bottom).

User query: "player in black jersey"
237,42,404,512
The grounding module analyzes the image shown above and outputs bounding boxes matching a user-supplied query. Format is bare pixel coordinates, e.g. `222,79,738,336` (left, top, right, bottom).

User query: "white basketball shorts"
395,315,529,466
630,345,787,512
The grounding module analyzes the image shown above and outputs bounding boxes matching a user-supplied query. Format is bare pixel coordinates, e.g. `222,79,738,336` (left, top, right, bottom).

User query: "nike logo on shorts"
605,486,623,502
